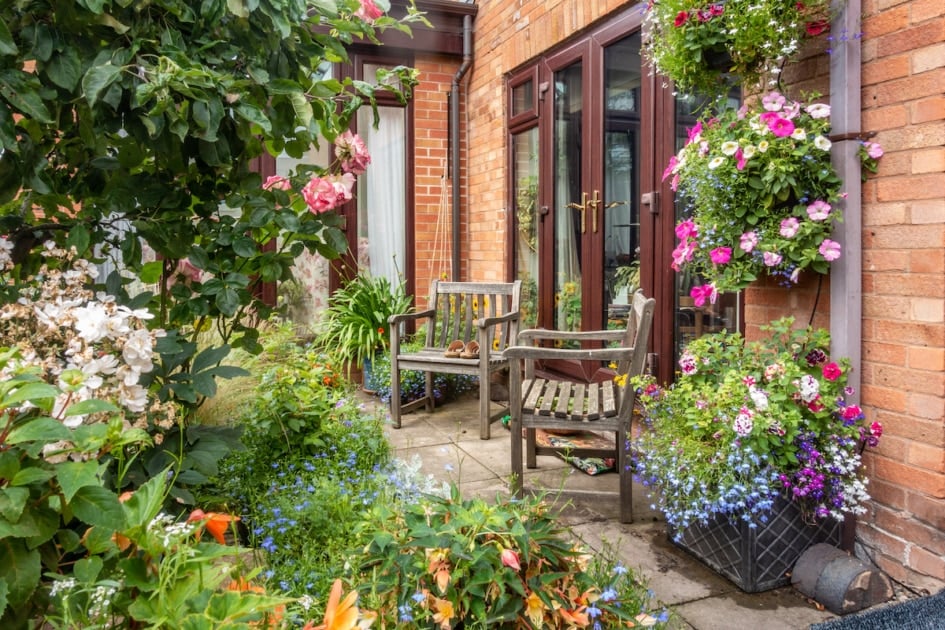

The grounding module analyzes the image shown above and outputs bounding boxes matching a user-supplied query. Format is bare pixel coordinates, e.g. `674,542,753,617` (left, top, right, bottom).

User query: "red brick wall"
856,0,945,593
411,55,463,308
748,0,945,592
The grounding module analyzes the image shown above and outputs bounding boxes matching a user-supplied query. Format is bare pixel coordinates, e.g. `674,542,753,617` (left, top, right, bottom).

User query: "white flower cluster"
147,511,199,550
0,241,176,437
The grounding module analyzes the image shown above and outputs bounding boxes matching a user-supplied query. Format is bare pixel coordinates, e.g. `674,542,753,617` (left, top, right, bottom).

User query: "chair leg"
390,355,402,429
618,426,633,524
424,372,436,413
526,428,537,469
479,363,491,440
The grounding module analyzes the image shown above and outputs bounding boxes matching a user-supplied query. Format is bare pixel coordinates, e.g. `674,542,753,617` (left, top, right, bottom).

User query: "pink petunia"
671,240,696,271
686,121,702,145
822,362,842,381
662,155,678,182
763,252,783,267
767,117,796,138
819,239,842,261
864,141,884,159
806,200,831,221
675,219,698,241
762,92,786,111
739,231,758,252
780,217,800,238
759,111,781,125
735,147,747,170
709,246,732,265
690,283,718,307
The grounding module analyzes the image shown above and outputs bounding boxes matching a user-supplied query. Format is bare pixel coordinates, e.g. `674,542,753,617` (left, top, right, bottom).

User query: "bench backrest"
426,280,522,351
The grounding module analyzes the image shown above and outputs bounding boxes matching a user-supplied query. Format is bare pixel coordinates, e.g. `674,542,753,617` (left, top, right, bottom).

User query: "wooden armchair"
505,290,655,523
388,280,522,439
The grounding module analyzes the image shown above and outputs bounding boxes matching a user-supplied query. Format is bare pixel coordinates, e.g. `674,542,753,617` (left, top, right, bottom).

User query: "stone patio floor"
373,393,860,630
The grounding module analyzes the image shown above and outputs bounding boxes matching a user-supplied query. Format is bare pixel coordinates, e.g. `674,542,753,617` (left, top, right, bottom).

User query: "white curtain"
358,106,406,286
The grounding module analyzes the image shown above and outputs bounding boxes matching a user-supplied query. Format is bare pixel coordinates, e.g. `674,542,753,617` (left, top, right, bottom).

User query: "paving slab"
374,392,847,629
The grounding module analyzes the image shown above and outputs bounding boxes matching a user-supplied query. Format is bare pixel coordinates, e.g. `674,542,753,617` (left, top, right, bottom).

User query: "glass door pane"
553,61,584,335
512,127,539,330
602,34,641,331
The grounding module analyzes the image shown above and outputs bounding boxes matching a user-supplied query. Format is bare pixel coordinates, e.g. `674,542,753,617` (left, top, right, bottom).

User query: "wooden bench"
388,280,522,439
506,289,655,523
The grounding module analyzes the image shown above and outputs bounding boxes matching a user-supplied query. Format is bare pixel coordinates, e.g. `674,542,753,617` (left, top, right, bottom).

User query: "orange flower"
228,579,286,628
311,578,360,630
187,509,239,545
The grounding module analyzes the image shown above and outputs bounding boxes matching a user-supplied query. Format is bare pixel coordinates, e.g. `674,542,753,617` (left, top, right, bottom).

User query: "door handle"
567,191,589,233
589,190,600,233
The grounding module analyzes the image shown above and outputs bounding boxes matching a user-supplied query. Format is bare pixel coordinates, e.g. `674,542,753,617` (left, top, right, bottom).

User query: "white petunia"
720,141,740,156
708,156,726,170
814,135,832,151
791,128,807,141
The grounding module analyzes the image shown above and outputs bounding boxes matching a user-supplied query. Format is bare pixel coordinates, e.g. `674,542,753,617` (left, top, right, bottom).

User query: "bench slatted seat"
389,280,521,440
506,290,655,523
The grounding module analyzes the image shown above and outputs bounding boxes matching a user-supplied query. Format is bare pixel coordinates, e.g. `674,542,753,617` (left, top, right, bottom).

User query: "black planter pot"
670,496,843,592
703,47,734,71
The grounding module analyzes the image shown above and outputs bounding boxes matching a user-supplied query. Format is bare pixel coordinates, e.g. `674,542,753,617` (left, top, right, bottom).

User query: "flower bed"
632,318,882,535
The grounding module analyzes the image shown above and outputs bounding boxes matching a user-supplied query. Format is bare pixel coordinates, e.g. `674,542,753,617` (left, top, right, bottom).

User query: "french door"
511,11,675,381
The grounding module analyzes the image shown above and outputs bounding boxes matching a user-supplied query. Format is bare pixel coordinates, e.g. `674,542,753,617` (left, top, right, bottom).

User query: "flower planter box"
670,496,842,593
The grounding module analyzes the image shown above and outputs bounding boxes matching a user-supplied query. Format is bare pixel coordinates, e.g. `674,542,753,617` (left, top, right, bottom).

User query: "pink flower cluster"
672,3,724,27
262,130,372,215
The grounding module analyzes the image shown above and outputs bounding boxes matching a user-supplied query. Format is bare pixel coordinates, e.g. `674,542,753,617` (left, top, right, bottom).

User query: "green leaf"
64,399,120,417
192,344,231,374
6,417,71,445
288,91,313,130
82,63,122,107
45,50,82,91
0,70,54,123
10,467,54,487
140,260,165,284
65,223,91,256
57,461,105,503
69,486,125,530
0,539,40,608
227,0,249,18
0,488,29,522
0,18,17,56
216,287,240,316
3,381,57,407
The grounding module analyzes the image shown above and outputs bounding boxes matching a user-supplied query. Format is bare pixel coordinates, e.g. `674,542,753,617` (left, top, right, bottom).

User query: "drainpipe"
450,15,473,281
829,0,862,550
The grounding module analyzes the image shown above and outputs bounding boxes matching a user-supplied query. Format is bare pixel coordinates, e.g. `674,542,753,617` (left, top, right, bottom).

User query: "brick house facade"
372,0,942,592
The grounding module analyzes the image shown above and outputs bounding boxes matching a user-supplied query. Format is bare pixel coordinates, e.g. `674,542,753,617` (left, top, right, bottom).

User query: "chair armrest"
516,328,625,344
389,308,435,325
476,310,520,328
504,345,635,363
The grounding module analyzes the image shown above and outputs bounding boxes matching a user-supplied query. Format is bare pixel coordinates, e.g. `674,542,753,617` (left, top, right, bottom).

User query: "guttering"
829,0,862,402
450,14,473,281
829,0,862,551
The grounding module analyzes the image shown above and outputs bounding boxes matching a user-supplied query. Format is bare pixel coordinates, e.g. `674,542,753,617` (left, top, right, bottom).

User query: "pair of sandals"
445,340,479,359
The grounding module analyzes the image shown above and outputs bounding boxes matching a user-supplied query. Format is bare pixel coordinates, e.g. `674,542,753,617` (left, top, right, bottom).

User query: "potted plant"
319,270,412,387
642,0,833,96
665,91,882,302
631,318,883,591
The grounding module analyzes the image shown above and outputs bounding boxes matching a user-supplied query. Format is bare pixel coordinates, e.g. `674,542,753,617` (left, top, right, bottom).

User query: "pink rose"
335,130,372,174
263,175,291,191
806,200,831,221
501,548,521,571
819,239,842,261
301,173,355,213
739,231,758,252
709,246,732,265
780,217,800,238
355,0,384,23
